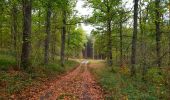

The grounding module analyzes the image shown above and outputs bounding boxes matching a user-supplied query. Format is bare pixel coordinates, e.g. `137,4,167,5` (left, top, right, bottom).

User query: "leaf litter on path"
13,61,104,100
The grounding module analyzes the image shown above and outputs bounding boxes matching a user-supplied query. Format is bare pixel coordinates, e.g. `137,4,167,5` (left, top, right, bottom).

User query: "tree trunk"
131,0,139,76
93,39,95,60
139,0,147,80
155,0,161,67
169,34,170,66
51,17,57,61
107,19,112,66
60,10,66,67
66,27,70,60
44,2,52,64
0,7,3,49
21,0,32,69
119,19,123,67
168,1,170,66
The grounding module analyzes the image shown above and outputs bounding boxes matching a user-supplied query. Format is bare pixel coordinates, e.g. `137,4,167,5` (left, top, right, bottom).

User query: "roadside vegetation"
0,49,79,98
89,61,170,100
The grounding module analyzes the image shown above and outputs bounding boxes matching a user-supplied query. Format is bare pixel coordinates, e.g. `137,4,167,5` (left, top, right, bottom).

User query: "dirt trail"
14,60,104,100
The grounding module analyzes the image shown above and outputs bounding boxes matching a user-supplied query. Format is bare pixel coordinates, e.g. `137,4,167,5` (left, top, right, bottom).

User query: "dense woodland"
0,0,170,99
0,0,87,67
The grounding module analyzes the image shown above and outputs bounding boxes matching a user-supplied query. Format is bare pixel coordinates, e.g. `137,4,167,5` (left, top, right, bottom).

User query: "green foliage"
90,65,170,100
66,27,87,57
146,68,165,84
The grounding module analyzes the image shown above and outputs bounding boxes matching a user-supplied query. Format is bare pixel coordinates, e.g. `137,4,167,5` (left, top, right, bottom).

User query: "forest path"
14,60,104,100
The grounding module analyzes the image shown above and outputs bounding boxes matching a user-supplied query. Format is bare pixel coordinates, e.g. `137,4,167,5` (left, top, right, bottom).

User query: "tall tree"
87,0,121,66
21,0,32,69
119,11,123,66
106,4,113,66
155,0,161,67
61,10,67,67
44,1,52,64
59,0,76,66
131,0,139,76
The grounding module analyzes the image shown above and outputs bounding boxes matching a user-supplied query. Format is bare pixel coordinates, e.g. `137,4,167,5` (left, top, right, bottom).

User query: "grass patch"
89,63,170,100
0,53,16,71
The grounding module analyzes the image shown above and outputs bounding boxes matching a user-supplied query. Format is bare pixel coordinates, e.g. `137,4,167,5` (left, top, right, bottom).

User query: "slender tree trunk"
0,7,3,49
169,35,170,66
51,14,58,61
61,10,66,67
93,39,95,60
0,16,2,49
168,1,170,66
131,0,139,76
155,0,161,67
51,36,56,61
119,19,123,66
67,27,70,60
44,2,52,64
21,0,32,69
139,0,147,80
107,19,112,66
85,44,88,59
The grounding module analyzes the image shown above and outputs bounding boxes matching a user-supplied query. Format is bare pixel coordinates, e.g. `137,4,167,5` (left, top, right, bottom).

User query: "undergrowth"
0,51,79,98
90,63,170,100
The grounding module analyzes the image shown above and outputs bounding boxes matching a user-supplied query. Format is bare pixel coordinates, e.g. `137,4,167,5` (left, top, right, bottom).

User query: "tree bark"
119,17,123,67
107,24,112,66
66,27,70,60
60,10,66,67
21,0,32,69
155,0,161,67
107,11,112,66
131,0,139,76
44,2,52,64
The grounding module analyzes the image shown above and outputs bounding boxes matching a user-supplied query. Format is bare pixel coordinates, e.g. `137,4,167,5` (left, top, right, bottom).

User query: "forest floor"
12,60,104,100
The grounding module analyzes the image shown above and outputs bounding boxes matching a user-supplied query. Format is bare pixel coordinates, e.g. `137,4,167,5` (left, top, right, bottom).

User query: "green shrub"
146,68,165,84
